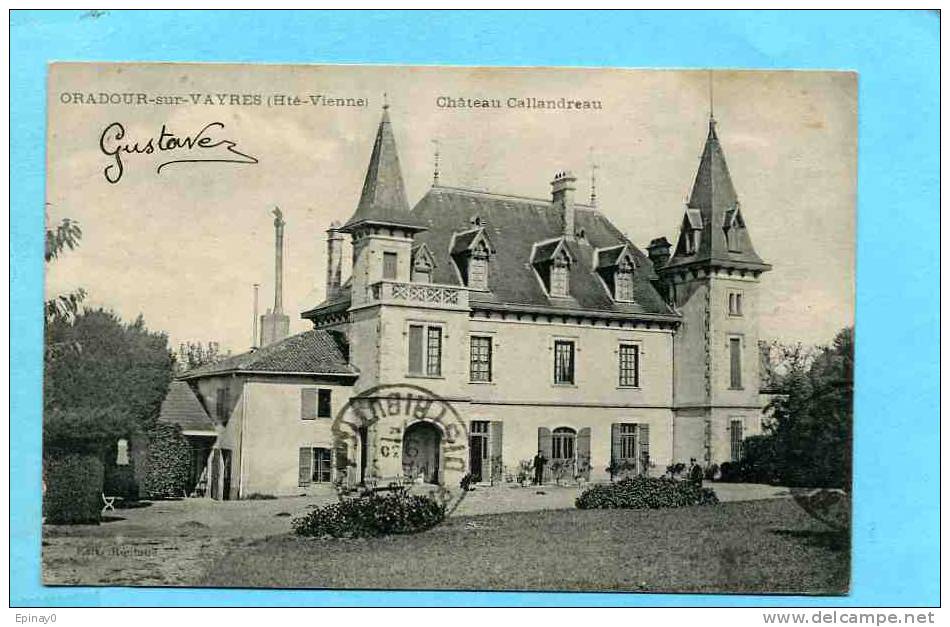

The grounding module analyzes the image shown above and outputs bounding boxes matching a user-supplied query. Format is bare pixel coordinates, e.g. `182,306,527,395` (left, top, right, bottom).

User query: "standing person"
532,449,547,486
688,457,704,487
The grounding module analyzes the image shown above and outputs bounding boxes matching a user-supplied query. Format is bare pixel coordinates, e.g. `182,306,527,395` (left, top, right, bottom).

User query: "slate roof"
341,107,425,232
158,381,215,433
665,118,770,272
410,186,675,317
179,329,358,379
594,244,633,270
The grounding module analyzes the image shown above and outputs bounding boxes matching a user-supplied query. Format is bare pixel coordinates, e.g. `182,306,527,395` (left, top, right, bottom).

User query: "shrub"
718,461,741,482
704,463,720,481
45,454,104,524
103,464,139,500
293,490,446,538
246,493,277,500
666,462,687,478
575,476,718,510
143,423,192,498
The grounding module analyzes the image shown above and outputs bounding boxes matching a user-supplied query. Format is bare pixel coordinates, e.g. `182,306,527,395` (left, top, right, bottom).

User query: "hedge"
45,453,104,524
143,423,192,498
293,491,446,538
575,476,719,510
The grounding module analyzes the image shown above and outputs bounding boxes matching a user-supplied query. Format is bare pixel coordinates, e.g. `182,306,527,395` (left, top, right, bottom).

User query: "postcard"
42,63,855,593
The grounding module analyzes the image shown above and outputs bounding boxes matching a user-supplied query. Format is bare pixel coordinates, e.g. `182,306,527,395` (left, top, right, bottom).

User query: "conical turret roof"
341,106,425,233
665,118,769,272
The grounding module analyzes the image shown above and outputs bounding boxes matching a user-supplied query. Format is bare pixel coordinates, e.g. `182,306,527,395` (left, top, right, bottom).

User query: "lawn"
198,498,849,593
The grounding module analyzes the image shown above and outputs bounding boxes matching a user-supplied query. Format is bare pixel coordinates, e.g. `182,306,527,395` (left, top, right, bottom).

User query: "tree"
175,340,228,374
755,327,854,489
45,217,86,324
44,309,175,456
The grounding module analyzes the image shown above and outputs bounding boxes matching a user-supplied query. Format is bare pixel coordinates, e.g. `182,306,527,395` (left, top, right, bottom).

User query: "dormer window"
451,227,495,291
550,253,570,297
531,237,575,299
595,244,637,302
686,229,700,254
468,247,489,290
683,209,703,255
723,205,745,253
410,243,436,284
615,259,634,301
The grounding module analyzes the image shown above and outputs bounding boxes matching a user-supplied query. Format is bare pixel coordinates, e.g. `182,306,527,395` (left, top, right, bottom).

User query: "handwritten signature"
98,122,259,184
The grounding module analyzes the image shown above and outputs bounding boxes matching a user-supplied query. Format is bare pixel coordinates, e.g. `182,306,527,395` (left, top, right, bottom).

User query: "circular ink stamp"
331,383,470,516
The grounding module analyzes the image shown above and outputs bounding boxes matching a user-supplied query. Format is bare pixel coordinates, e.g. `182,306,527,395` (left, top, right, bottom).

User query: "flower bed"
575,476,718,510
293,490,446,539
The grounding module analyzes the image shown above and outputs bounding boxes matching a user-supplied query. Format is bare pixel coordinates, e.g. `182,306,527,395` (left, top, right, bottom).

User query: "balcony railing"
369,280,468,309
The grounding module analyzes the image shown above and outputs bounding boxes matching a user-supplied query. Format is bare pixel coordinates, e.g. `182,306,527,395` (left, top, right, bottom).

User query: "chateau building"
178,104,771,499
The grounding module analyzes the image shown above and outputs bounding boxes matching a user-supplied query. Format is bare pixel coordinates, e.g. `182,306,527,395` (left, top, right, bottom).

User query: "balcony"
368,280,469,310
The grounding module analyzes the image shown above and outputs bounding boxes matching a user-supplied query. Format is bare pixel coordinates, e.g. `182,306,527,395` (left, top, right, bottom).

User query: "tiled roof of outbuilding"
158,381,215,433
180,329,358,379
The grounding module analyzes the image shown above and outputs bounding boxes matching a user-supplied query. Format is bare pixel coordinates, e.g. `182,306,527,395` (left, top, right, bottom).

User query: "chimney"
647,237,672,270
552,170,577,239
326,220,343,300
273,207,285,314
259,208,290,347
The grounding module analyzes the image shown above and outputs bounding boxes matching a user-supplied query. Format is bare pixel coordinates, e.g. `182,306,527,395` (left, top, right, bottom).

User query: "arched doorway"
402,421,441,484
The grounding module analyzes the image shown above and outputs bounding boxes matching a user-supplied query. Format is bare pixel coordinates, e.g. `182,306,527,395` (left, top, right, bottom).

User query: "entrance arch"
402,421,441,484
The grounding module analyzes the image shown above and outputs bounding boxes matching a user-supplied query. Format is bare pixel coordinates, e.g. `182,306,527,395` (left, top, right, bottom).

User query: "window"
408,324,443,376
725,227,739,252
552,427,576,461
215,387,230,421
686,229,700,254
301,389,332,420
729,337,743,389
312,447,332,483
730,419,744,461
411,266,431,283
426,327,442,376
468,256,488,290
618,344,640,387
615,267,634,301
728,292,743,316
550,261,569,297
317,389,332,418
470,336,492,382
383,251,398,280
619,424,638,460
553,340,575,384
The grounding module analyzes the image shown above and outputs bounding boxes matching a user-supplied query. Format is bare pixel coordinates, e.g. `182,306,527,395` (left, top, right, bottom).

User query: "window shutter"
576,427,591,480
538,427,552,482
638,424,650,475
730,338,742,388
300,389,317,420
408,325,423,374
610,423,622,467
490,421,504,482
298,447,312,487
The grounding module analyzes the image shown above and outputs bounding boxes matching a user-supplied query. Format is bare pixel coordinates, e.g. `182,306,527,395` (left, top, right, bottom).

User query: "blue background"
10,9,939,607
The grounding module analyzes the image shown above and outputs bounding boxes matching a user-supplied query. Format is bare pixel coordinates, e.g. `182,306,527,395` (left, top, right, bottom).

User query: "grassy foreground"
199,498,849,593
